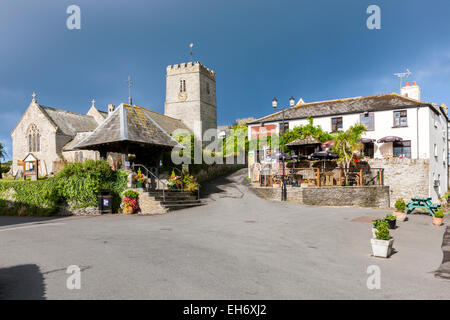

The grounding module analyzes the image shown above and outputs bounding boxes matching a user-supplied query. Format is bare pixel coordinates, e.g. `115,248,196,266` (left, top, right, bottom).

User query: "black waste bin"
98,190,112,214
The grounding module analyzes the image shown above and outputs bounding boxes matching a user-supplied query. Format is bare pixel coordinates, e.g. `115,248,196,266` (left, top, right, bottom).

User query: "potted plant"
371,219,383,238
432,210,445,226
121,190,139,214
371,221,394,258
183,173,198,193
132,168,147,188
393,198,407,222
384,214,397,229
168,170,182,190
300,179,308,188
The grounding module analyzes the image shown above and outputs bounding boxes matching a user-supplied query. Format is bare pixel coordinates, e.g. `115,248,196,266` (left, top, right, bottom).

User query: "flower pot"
371,227,377,239
432,217,443,226
136,181,143,189
386,219,396,229
124,206,134,215
371,238,394,258
301,183,308,188
393,211,407,222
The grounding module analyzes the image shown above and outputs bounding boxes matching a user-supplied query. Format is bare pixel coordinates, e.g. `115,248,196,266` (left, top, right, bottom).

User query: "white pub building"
247,82,449,204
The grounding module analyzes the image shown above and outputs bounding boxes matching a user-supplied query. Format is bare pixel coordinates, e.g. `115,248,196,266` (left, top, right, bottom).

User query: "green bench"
406,197,441,217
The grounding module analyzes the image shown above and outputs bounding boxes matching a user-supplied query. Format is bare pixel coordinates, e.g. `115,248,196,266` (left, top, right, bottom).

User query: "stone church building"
11,61,217,176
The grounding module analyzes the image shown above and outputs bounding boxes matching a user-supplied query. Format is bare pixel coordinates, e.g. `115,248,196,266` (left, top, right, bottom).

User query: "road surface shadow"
0,216,65,228
435,226,450,280
0,264,46,300
200,169,248,199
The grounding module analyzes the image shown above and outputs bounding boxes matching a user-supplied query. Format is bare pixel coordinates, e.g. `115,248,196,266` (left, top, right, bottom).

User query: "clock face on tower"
178,91,188,102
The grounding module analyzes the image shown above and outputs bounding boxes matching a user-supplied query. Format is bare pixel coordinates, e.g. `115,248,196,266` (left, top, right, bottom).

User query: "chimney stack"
401,81,421,101
108,104,115,114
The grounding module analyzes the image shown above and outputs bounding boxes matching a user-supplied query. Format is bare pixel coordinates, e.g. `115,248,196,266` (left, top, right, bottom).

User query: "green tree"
332,124,366,184
0,142,6,179
221,122,248,157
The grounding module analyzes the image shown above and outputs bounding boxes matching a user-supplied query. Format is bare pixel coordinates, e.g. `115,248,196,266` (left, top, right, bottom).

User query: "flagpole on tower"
189,43,194,62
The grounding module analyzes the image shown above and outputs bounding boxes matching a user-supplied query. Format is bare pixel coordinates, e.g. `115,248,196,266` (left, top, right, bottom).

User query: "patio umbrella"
359,138,376,143
310,151,339,159
310,151,339,171
377,136,403,143
271,152,295,161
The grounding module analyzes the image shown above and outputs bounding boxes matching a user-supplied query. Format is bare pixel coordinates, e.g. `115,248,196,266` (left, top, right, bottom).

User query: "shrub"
183,173,198,192
435,210,444,218
384,214,396,221
394,198,406,212
123,189,139,199
0,179,60,216
0,160,128,216
55,160,127,211
375,224,390,240
1,164,10,174
372,219,382,229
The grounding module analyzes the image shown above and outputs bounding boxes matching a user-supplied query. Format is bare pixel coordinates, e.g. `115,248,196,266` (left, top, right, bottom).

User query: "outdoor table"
406,197,441,217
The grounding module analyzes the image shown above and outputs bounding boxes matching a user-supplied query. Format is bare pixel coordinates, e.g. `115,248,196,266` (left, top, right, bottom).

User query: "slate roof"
63,132,94,151
286,137,321,147
73,104,186,149
38,105,99,136
248,93,436,124
144,108,190,134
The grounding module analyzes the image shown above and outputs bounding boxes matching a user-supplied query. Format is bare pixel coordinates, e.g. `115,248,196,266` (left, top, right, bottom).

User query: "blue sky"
1,0,450,161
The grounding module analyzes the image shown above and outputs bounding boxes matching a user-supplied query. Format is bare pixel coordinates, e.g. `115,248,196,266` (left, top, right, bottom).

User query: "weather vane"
189,43,194,62
125,75,133,105
394,69,411,91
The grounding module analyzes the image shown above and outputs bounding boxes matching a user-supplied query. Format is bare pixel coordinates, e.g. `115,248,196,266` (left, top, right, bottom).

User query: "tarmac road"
0,169,448,299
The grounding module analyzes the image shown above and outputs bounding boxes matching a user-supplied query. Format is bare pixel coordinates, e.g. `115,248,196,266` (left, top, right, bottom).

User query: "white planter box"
394,211,407,222
371,228,377,238
371,238,394,258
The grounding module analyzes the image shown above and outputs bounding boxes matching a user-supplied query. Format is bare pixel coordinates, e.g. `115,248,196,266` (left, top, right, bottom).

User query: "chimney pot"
412,81,417,86
108,104,115,114
405,82,410,86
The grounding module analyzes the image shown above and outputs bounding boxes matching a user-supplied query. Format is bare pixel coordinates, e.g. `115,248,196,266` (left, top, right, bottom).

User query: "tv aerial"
394,69,412,91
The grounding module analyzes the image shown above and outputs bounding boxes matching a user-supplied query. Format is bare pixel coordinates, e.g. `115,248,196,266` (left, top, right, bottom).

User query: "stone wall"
164,61,217,140
136,189,167,215
12,103,59,176
366,158,429,206
252,185,390,208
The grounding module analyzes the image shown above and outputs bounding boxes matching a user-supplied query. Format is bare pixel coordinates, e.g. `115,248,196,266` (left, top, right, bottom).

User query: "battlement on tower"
166,61,216,80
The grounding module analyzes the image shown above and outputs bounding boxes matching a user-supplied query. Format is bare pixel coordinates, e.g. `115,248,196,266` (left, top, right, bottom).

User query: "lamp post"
272,96,295,201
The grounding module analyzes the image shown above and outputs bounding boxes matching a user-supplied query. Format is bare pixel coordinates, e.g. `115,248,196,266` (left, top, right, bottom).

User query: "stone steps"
144,189,204,211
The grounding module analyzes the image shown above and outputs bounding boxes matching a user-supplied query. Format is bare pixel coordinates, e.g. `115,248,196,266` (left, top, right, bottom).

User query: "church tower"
164,61,217,139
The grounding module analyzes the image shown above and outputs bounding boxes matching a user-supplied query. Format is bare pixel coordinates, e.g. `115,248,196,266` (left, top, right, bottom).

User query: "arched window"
27,124,40,153
180,79,186,92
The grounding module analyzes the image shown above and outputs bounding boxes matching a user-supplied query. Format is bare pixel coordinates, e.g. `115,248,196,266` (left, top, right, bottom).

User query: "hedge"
0,179,59,216
0,160,128,216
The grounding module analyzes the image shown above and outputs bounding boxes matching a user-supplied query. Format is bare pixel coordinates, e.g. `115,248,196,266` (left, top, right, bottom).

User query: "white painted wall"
428,110,448,201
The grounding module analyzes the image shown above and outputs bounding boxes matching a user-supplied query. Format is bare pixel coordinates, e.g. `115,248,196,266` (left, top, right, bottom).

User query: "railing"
168,166,201,201
133,164,201,201
259,167,384,187
132,163,168,202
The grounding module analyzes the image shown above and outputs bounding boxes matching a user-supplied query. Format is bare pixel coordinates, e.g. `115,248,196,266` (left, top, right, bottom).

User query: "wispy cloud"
415,50,450,80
